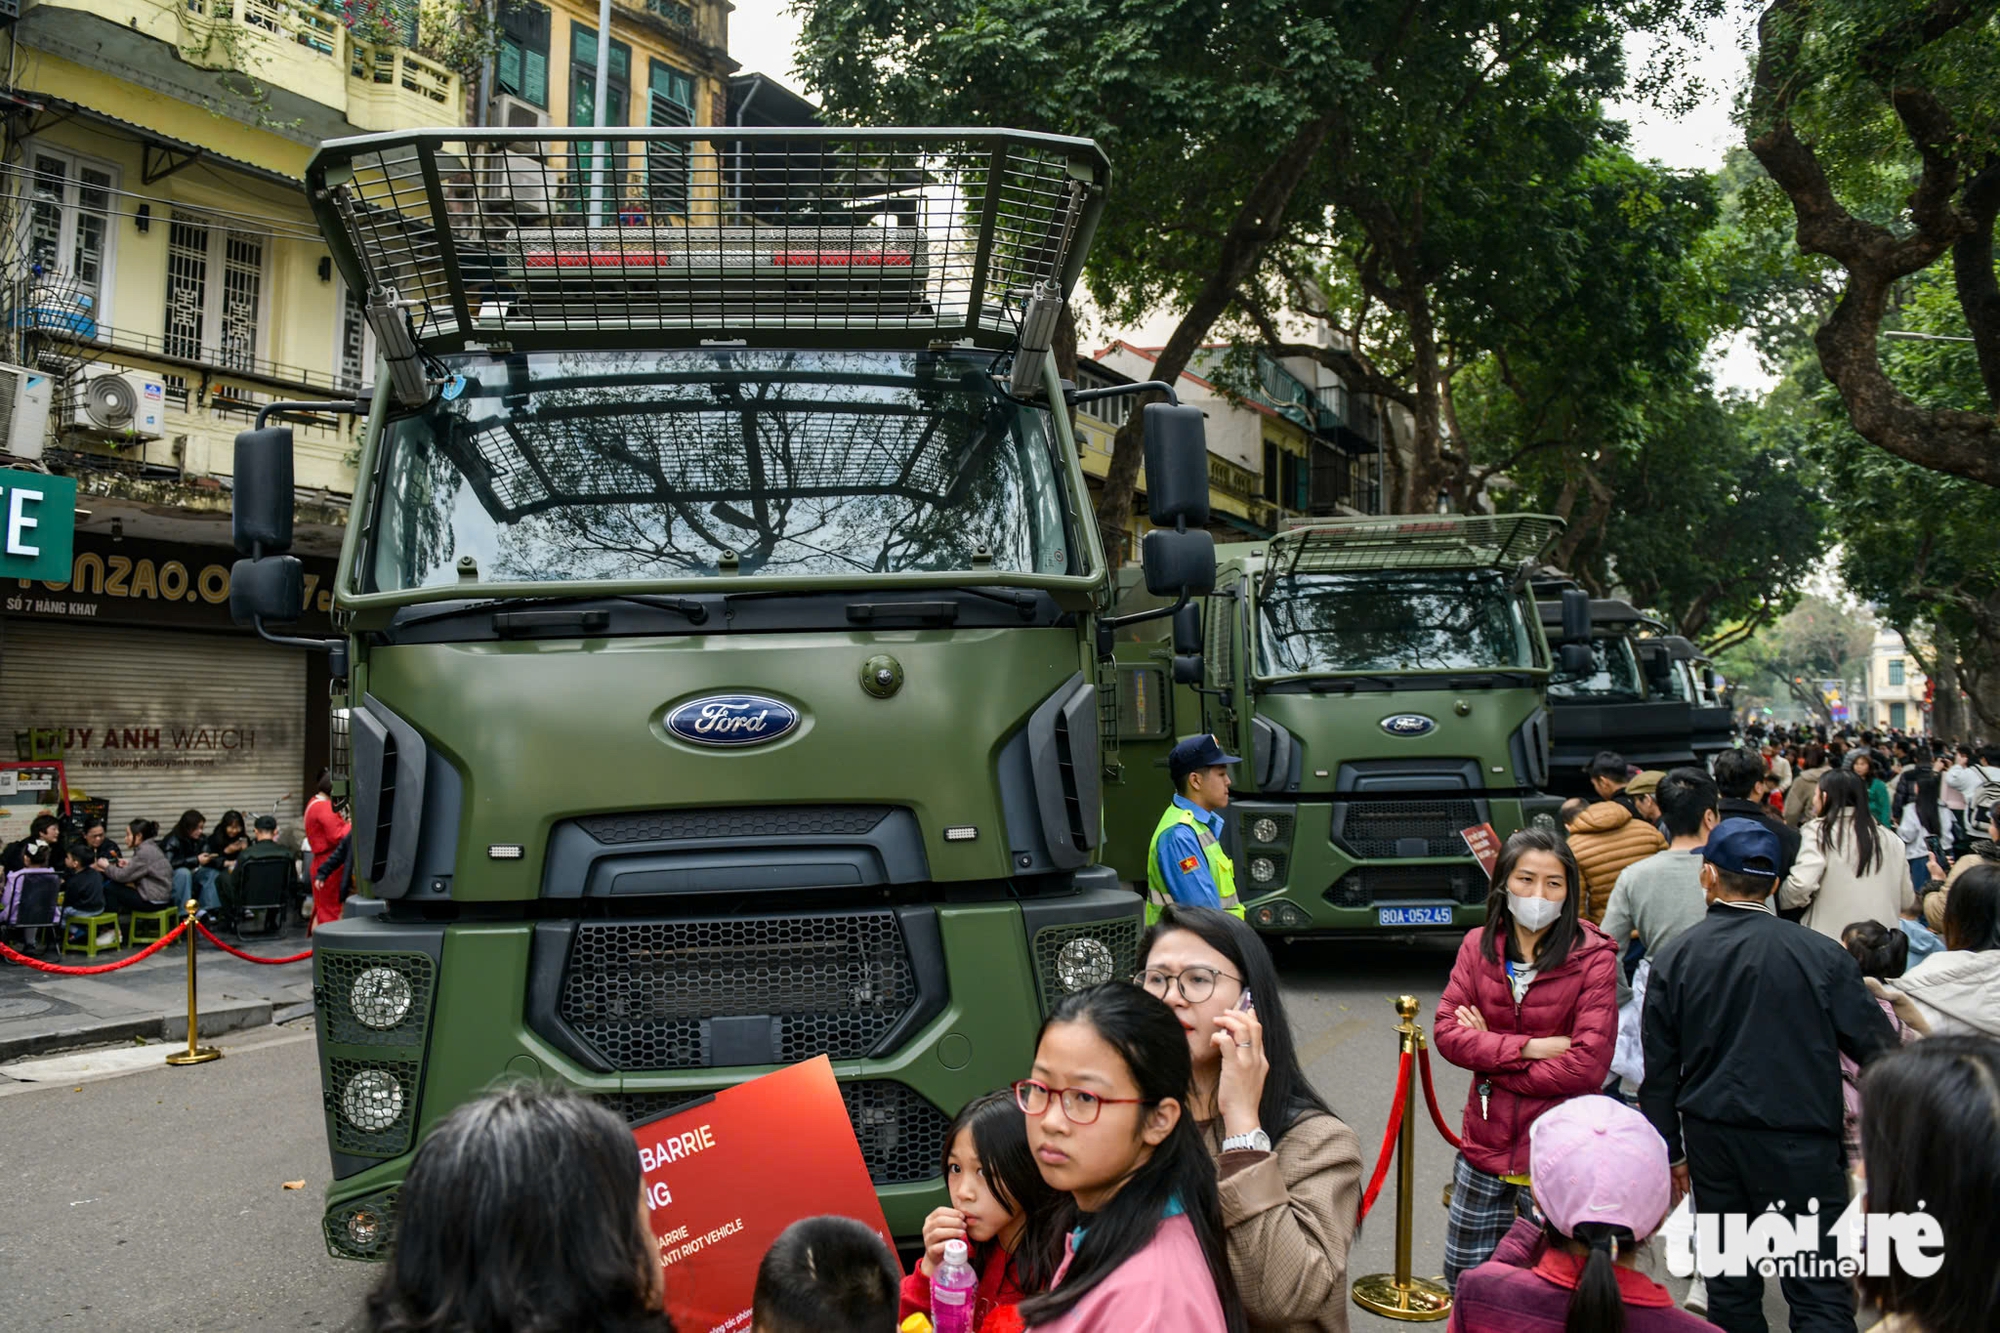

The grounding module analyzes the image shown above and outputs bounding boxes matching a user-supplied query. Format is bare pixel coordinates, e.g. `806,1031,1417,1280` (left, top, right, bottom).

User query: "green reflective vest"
1145,803,1242,924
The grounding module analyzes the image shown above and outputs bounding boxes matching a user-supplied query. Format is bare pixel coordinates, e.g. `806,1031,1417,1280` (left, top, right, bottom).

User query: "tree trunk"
1932,646,1968,743
1094,112,1339,552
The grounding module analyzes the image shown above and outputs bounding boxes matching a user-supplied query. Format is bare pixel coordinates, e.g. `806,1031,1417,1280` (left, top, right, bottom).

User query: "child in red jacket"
901,1091,1064,1331
1434,829,1620,1288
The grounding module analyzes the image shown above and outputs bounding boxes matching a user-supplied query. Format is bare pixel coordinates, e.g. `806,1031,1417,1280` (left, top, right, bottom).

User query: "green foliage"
1712,593,1874,719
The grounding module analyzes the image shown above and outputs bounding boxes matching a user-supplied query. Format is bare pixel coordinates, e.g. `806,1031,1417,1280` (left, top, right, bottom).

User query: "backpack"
0,867,63,928
1968,766,2000,835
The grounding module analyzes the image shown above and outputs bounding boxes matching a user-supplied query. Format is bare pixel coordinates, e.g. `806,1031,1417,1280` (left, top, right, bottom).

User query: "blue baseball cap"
1168,734,1241,783
1692,817,1782,879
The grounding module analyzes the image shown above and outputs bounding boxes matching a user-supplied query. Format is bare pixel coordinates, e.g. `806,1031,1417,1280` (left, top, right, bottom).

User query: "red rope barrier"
1359,1049,1412,1222
0,920,188,975
194,920,312,965
1416,1043,1463,1150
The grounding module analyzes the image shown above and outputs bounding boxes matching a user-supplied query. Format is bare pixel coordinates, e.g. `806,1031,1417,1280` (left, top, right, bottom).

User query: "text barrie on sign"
0,468,76,585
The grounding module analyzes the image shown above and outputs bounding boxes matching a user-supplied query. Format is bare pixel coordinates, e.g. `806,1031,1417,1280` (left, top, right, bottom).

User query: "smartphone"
1237,988,1255,1014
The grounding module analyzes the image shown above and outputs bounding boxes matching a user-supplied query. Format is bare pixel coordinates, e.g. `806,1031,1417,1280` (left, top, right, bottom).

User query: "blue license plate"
1378,906,1454,927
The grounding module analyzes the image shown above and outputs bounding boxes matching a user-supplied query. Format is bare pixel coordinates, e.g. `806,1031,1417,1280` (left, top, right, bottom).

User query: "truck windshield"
1255,570,1536,675
1549,637,1645,699
365,349,1074,590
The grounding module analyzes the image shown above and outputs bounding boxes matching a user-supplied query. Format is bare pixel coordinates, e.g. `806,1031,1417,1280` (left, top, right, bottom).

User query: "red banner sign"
636,1056,893,1333
1460,822,1502,879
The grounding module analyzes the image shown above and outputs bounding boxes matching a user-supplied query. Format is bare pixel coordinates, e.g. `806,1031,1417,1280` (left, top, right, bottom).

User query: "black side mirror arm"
1097,588,1190,661
242,395,367,675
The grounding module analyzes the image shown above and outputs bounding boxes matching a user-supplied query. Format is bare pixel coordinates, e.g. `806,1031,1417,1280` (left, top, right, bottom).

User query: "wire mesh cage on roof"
1266,514,1563,579
308,128,1111,354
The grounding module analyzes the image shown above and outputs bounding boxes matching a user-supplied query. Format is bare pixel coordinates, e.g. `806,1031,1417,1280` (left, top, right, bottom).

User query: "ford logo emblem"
1380,713,1437,737
665,694,801,748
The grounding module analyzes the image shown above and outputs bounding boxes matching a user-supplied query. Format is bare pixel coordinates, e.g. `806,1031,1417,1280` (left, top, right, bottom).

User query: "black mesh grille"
324,1189,398,1261
317,951,434,1048
1031,915,1144,1014
1326,864,1486,908
559,912,917,1070
576,806,890,844
325,1058,421,1155
1335,800,1482,858
843,1080,953,1185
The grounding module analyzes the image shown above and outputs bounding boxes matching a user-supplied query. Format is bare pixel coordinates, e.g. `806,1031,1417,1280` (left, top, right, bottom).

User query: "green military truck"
1101,515,1563,936
1534,581,1699,794
223,127,1220,1258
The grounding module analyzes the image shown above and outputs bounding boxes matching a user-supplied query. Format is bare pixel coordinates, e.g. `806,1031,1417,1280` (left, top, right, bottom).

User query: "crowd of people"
0,768,356,948
349,735,1999,1333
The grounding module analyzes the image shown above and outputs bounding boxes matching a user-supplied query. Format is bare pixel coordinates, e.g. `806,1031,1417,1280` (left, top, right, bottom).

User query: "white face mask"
1508,892,1563,933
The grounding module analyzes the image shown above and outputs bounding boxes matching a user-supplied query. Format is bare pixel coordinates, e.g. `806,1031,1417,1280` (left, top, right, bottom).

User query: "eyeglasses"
1012,1078,1145,1126
1132,965,1243,1004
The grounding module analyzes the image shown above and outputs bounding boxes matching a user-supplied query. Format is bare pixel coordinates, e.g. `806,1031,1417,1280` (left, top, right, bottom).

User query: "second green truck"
1102,515,1563,936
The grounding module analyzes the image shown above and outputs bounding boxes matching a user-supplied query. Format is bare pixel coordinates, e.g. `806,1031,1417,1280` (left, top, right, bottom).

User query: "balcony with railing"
71,0,466,133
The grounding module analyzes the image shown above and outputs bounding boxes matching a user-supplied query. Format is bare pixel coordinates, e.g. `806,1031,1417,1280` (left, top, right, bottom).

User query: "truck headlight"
1249,856,1277,884
350,966,413,1031
1250,817,1280,846
341,1068,405,1132
1055,936,1115,992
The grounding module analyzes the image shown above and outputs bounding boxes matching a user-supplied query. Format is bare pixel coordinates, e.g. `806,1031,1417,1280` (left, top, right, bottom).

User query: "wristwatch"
1221,1128,1271,1153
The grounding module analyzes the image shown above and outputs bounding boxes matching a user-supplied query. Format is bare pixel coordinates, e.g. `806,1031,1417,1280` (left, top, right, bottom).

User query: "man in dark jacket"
1713,746,1801,877
1640,818,1897,1333
220,815,298,920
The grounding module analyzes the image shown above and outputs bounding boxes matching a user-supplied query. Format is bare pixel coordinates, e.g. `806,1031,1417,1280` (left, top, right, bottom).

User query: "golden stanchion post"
165,898,221,1067
1351,994,1451,1321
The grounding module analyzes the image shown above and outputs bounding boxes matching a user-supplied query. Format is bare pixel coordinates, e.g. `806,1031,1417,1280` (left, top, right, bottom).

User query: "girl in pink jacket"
1433,829,1620,1288
1015,983,1244,1333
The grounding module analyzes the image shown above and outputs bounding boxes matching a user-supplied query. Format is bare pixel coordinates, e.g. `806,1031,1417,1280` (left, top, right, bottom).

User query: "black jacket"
1640,901,1897,1162
61,866,107,916
1717,796,1802,878
161,832,208,873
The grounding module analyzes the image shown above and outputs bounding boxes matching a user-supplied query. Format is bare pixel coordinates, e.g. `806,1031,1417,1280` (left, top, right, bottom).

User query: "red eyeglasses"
1012,1078,1145,1125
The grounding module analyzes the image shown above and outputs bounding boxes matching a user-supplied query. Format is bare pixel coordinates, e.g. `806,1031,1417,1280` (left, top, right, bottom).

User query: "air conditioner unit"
477,149,555,217
69,369,166,441
0,361,54,460
492,93,551,149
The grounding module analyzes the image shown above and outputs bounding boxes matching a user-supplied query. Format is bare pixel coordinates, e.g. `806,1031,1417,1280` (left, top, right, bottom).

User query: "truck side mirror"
229,554,302,626
1142,403,1211,528
1171,602,1203,655
233,426,295,556
1559,588,1591,645
1172,654,1204,685
1140,528,1215,598
1703,666,1718,691
1558,642,1594,675
1643,646,1674,686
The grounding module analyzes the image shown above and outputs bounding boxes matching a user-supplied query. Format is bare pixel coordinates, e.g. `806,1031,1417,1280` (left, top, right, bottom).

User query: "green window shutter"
497,39,523,95
523,49,548,106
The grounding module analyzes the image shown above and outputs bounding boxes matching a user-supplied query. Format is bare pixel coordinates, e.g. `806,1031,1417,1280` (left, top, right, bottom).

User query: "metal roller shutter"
0,620,307,831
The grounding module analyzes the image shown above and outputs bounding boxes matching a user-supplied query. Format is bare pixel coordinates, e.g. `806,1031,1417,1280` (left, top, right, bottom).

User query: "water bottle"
931,1237,978,1333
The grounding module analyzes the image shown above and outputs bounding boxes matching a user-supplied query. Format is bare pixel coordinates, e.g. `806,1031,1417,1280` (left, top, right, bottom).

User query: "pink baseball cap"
1528,1095,1672,1240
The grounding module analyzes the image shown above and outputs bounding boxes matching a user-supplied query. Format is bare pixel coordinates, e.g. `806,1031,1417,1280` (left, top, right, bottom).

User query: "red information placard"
636,1055,893,1333
1460,822,1502,879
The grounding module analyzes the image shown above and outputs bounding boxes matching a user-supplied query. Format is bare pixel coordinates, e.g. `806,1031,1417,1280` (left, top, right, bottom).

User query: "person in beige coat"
1561,797,1667,924
1140,906,1361,1333
1780,771,1919,939
1783,747,1831,828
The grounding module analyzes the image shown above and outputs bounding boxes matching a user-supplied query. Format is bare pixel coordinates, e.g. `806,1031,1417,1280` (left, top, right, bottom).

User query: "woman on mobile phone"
1136,905,1361,1332
1433,828,1619,1289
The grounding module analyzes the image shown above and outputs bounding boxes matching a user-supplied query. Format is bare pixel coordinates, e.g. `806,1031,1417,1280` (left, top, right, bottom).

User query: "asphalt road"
0,936,1734,1333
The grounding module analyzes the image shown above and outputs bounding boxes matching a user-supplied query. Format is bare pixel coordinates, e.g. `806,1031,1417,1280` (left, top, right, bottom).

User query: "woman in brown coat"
1138,906,1361,1332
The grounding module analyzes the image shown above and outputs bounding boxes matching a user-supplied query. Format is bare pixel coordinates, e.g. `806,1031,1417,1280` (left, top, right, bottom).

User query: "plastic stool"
60,911,123,958
125,908,175,946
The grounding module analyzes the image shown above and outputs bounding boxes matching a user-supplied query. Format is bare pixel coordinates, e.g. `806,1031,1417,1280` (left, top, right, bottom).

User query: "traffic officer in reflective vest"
1145,734,1244,923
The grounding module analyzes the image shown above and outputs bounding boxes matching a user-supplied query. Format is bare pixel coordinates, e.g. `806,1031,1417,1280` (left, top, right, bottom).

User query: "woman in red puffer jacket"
1433,828,1618,1289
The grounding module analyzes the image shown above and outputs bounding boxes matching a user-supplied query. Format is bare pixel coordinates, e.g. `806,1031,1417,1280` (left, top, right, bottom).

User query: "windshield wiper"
395,593,710,630
1305,675,1403,692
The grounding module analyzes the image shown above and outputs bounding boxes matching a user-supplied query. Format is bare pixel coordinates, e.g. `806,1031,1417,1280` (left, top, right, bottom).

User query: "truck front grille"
599,1080,951,1186
559,912,917,1071
1334,799,1483,858
1327,864,1487,908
